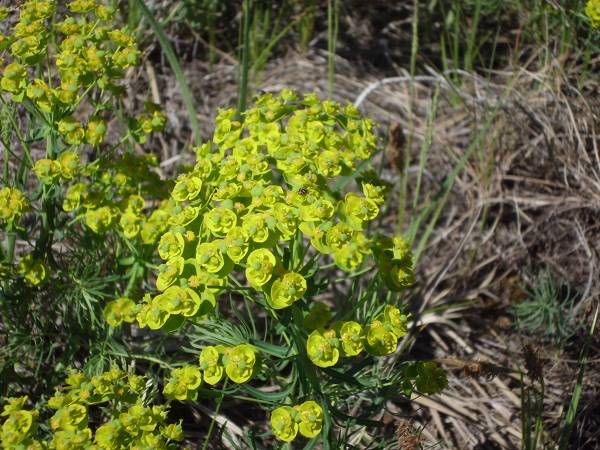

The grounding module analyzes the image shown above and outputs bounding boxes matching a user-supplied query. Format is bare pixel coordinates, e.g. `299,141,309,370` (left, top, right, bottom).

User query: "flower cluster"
271,401,323,442
163,365,202,401
587,0,600,28
200,344,259,384
2,0,169,240
121,90,403,333
0,0,157,142
0,367,183,449
161,343,260,401
0,187,29,225
59,153,172,239
306,305,408,367
68,89,449,446
373,235,416,292
17,253,48,286
99,91,428,444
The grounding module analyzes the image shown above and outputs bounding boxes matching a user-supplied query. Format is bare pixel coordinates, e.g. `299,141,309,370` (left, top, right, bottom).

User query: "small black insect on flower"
297,187,309,196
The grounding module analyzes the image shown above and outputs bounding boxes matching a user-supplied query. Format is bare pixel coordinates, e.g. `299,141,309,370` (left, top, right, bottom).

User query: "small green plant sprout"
107,89,446,445
0,367,184,449
513,269,580,346
586,0,600,28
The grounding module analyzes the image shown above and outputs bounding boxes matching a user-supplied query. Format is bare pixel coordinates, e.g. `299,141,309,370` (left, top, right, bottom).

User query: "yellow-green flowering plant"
0,0,170,398
587,0,600,28
105,90,446,446
0,367,184,449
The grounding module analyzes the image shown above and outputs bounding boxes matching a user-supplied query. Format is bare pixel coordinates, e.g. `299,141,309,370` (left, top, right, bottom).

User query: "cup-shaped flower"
339,321,364,357
124,195,145,213
1,62,27,95
94,420,123,449
103,297,138,327
155,285,201,318
84,206,115,234
388,265,415,291
272,203,298,240
296,400,323,438
58,117,85,145
50,404,87,431
33,159,61,185
155,257,184,292
169,205,200,227
1,396,28,416
361,181,386,205
270,406,298,442
378,305,408,338
199,346,224,385
268,272,307,309
139,303,170,330
213,181,241,201
316,149,342,178
163,366,202,401
0,409,36,447
119,404,160,435
160,422,184,442
196,241,226,274
119,212,141,239
172,174,202,202
62,184,82,212
0,187,29,223
224,344,257,384
86,118,107,146
299,197,335,223
245,248,276,287
306,330,339,368
342,192,379,230
51,428,92,448
58,151,80,180
158,231,185,261
365,320,398,356
254,185,284,208
224,226,249,263
325,222,354,251
391,236,412,262
241,213,271,243
205,206,237,237
332,244,365,272
16,254,47,286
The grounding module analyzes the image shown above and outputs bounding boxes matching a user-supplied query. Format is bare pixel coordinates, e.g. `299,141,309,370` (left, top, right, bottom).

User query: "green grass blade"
133,0,201,145
238,0,252,115
327,0,339,97
412,84,440,212
558,305,599,450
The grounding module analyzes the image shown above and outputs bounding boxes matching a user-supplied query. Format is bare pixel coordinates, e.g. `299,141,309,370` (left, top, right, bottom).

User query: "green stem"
123,262,144,298
202,379,228,450
5,227,16,264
